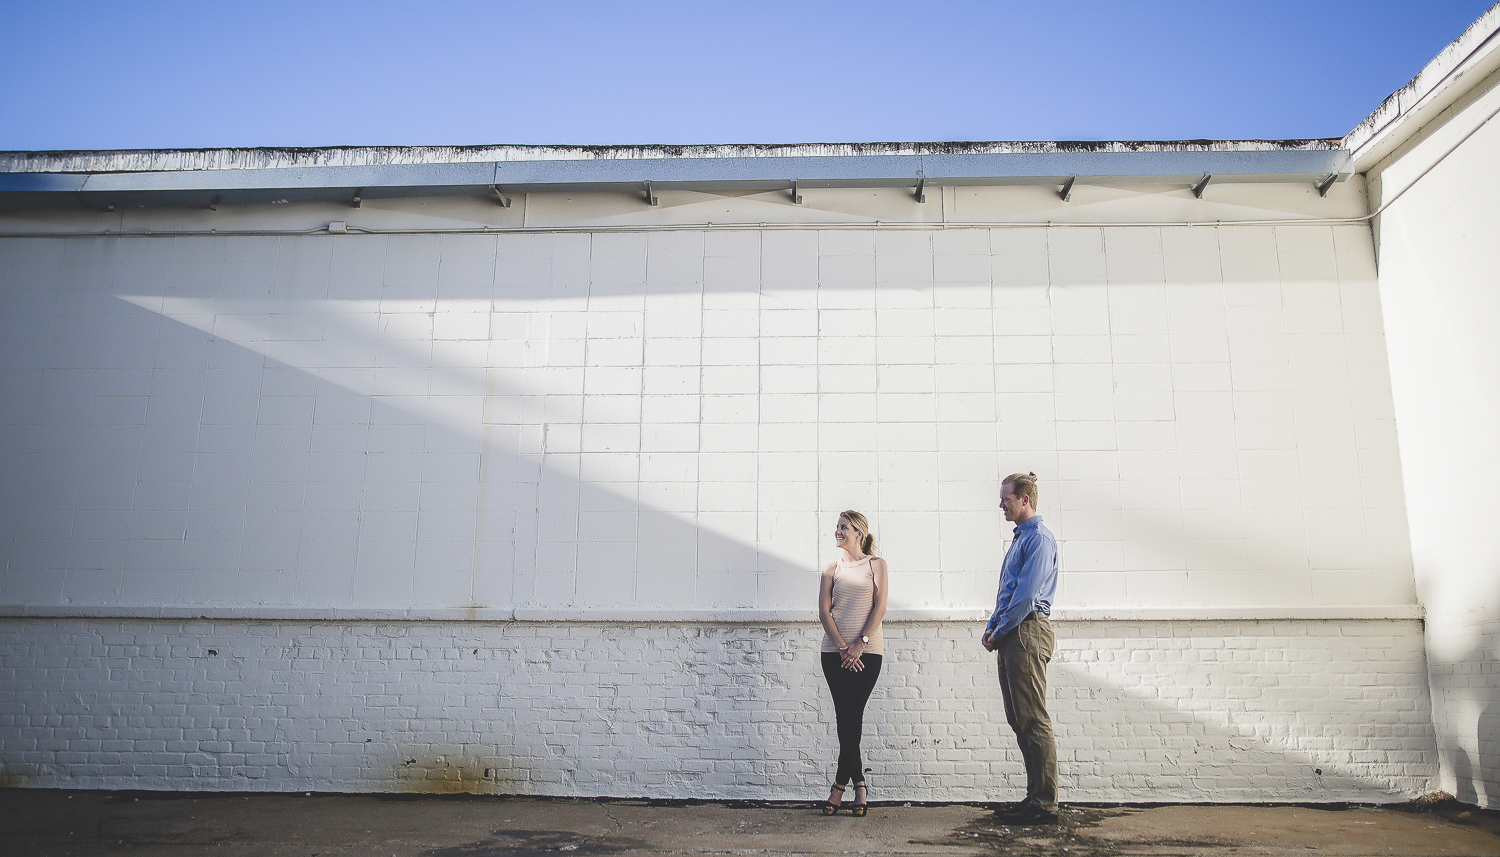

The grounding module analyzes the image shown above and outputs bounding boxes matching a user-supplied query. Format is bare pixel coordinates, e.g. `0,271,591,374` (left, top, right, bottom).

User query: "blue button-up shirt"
984,516,1057,639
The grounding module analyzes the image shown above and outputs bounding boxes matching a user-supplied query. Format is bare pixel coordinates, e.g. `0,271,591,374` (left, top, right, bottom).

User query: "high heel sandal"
821,784,845,815
851,782,868,817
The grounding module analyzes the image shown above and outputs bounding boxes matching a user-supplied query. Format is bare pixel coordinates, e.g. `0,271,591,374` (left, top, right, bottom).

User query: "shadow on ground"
425,829,648,857
950,796,1500,857
2,789,1498,856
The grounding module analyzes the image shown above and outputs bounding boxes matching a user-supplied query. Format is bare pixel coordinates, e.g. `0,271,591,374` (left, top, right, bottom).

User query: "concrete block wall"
0,617,1437,801
0,223,1412,614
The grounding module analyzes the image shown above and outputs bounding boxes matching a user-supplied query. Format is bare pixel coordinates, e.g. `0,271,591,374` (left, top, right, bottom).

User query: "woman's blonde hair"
840,510,877,557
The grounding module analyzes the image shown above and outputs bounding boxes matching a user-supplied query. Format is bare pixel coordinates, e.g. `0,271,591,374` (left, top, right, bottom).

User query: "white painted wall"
0,179,1437,799
0,617,1436,801
0,218,1412,614
1371,73,1500,809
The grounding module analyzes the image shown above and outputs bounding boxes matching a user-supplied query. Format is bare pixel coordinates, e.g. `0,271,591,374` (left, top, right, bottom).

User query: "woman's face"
834,517,861,551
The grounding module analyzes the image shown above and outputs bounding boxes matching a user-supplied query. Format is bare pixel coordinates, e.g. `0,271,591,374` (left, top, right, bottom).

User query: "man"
981,471,1059,825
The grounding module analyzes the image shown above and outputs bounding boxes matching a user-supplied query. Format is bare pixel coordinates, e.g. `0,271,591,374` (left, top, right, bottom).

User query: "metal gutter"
0,147,1352,211
0,138,1349,173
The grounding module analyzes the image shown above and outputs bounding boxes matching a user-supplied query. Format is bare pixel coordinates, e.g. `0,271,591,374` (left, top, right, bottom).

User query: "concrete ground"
3,790,1498,856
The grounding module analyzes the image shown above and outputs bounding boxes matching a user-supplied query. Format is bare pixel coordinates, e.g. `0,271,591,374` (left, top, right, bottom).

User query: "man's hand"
981,630,996,652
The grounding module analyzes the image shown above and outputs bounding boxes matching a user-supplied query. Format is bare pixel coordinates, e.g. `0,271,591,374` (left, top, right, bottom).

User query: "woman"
817,510,889,817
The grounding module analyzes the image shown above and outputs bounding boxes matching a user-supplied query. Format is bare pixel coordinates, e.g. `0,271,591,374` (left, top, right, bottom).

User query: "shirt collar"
1013,515,1043,535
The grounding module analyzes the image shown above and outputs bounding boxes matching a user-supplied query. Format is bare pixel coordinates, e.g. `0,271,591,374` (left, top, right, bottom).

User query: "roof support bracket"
914,176,926,203
351,188,363,208
1315,173,1338,197
1192,175,1212,199
643,181,658,206
1059,176,1076,202
491,185,511,208
790,179,802,205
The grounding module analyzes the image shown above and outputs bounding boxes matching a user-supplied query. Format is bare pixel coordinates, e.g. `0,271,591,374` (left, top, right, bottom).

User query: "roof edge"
0,149,1354,211
1343,2,1500,170
0,138,1344,175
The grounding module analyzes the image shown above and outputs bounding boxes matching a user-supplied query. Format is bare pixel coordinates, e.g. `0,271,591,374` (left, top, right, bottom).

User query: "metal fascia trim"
1,149,1355,210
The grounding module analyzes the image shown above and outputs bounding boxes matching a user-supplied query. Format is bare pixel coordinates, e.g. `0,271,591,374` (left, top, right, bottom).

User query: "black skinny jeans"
820,651,883,786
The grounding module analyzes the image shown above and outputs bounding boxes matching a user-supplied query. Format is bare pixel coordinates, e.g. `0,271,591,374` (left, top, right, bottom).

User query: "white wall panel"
1371,76,1500,809
1,216,1411,619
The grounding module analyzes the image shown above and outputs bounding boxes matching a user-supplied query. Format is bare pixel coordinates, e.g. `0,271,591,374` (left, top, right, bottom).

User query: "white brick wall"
0,617,1437,801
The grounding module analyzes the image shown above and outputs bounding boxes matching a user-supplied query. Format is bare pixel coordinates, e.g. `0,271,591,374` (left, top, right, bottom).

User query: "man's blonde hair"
1002,472,1039,508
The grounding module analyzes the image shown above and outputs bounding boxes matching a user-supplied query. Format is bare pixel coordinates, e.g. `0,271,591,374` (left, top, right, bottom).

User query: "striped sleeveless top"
822,556,885,655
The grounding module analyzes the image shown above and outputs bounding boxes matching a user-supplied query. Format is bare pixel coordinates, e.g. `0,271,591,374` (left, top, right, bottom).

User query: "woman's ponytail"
841,510,877,558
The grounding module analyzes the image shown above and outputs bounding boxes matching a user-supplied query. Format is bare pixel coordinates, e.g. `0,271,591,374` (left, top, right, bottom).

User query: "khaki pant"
997,613,1057,811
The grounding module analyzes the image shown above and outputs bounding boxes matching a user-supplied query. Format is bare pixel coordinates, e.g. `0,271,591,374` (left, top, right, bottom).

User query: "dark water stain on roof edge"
0,139,1345,175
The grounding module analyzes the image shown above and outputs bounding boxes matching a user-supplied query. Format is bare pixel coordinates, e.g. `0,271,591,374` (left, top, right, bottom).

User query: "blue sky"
1,1,1494,151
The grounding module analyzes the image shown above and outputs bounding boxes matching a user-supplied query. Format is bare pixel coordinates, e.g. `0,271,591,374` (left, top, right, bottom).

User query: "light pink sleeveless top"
822,557,885,655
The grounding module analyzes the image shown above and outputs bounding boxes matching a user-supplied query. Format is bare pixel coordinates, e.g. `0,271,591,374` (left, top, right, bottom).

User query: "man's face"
999,484,1027,523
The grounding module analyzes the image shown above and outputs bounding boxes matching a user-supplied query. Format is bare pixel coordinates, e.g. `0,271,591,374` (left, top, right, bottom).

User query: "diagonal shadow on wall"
1048,648,1439,801
1,265,828,611
1427,590,1500,808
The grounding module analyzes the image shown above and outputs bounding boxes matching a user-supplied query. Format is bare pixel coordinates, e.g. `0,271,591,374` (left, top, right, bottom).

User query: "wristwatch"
860,635,870,644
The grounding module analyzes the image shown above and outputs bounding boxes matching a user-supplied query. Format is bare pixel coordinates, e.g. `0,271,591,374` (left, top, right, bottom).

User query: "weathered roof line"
0,139,1344,175
0,149,1353,211
0,9,1493,183
1343,3,1500,169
